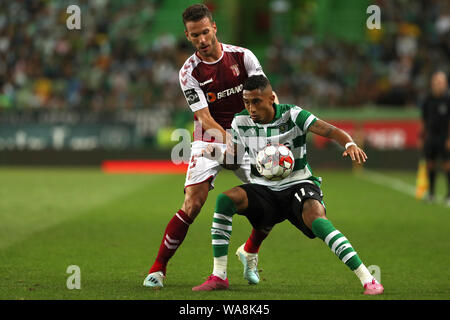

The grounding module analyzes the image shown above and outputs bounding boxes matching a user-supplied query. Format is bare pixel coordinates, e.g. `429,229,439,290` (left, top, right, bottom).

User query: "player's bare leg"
302,199,384,295
144,181,210,288
181,181,210,220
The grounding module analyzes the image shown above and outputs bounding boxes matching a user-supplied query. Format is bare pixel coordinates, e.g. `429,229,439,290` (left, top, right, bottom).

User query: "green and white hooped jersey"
231,103,322,191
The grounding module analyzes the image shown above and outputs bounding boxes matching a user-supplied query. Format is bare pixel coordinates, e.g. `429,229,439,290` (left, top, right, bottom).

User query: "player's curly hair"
243,75,271,92
182,4,213,26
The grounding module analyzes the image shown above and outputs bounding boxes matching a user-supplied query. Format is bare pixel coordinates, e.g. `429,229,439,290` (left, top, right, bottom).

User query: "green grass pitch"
0,167,448,300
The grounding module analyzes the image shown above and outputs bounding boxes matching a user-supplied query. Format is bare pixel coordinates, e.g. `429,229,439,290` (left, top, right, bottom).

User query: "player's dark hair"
182,4,213,26
243,75,271,92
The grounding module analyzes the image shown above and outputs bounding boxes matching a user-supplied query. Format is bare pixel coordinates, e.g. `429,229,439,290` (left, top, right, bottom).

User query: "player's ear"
269,92,275,105
272,91,280,104
184,29,190,40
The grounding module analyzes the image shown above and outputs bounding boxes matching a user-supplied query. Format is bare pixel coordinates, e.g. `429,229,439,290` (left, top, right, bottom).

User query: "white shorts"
184,141,251,190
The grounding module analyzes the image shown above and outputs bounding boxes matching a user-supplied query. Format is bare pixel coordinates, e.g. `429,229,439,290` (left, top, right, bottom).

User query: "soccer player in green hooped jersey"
192,75,384,295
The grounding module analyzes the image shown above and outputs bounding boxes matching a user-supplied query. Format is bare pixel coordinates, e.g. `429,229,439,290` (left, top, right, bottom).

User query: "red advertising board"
313,120,420,150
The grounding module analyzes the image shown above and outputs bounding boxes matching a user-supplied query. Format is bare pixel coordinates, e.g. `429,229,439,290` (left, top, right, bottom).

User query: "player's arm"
199,119,243,170
308,118,368,164
194,108,228,144
179,65,228,143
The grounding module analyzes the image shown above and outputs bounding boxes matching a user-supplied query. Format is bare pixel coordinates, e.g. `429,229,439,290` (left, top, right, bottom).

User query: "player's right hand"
200,144,224,162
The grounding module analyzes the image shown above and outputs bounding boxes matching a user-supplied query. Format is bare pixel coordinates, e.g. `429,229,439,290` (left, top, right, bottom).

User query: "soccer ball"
256,144,294,181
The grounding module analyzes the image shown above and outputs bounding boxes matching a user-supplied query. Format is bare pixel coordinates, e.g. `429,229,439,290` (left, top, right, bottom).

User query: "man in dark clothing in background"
418,71,450,205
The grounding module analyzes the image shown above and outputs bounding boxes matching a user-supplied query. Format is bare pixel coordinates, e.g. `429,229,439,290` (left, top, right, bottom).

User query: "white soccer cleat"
236,243,260,285
143,271,165,289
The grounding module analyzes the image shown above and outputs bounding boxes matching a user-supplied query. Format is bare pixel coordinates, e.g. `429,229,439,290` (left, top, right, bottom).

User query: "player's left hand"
342,145,368,164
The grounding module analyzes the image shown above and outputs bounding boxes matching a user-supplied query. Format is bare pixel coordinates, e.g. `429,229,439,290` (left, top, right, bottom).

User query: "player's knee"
222,187,247,212
302,199,326,229
183,198,204,221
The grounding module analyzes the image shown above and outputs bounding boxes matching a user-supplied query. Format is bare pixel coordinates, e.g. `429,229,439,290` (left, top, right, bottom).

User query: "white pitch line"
358,170,416,197
358,169,448,206
355,169,448,208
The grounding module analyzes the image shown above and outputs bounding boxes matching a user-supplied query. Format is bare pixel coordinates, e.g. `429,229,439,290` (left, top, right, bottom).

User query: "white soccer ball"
256,144,294,181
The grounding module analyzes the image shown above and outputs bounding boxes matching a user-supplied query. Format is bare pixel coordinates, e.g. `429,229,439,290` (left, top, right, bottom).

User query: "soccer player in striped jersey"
143,4,278,288
192,75,384,295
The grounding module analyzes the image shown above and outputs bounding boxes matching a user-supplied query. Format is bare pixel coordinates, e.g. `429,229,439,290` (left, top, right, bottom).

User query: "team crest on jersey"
230,64,240,77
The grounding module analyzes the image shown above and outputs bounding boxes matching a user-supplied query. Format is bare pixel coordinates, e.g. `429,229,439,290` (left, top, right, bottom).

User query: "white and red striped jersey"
179,43,265,142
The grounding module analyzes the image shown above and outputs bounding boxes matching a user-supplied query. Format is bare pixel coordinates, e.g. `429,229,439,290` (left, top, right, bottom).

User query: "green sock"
311,218,362,271
211,193,236,279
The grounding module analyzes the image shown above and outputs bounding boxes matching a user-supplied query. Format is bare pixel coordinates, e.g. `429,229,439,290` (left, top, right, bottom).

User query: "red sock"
149,210,193,275
244,228,270,253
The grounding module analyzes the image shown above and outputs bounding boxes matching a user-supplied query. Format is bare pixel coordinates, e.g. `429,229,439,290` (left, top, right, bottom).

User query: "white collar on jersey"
195,43,224,65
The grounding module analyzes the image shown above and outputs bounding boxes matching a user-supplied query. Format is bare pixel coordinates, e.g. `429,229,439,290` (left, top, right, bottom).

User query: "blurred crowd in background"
268,0,450,108
0,0,449,114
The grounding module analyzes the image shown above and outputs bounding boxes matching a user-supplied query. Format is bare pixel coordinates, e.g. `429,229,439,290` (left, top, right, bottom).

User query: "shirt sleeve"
291,106,317,132
243,49,266,77
179,68,208,112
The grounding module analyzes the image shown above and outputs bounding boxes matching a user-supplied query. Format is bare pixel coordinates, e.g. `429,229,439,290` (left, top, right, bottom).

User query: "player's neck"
197,42,223,63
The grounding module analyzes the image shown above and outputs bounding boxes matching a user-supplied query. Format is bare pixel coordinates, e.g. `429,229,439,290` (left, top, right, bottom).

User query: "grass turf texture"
0,167,448,300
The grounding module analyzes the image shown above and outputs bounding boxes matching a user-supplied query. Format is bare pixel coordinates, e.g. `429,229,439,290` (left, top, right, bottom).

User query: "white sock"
354,264,375,286
213,256,228,280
